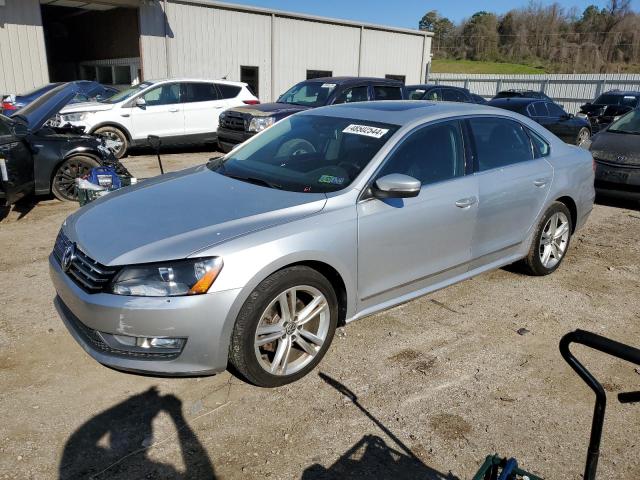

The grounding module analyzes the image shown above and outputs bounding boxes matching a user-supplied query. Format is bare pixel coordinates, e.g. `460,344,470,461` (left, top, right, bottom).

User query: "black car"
405,84,483,104
588,108,640,200
0,83,128,205
578,90,640,133
493,89,553,101
216,77,403,152
488,97,591,145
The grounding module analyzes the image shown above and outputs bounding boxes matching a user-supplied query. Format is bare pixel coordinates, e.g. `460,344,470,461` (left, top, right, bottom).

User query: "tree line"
420,0,640,73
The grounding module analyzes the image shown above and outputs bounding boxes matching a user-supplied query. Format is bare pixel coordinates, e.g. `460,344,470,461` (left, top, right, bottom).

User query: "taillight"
243,100,260,105
1,101,16,111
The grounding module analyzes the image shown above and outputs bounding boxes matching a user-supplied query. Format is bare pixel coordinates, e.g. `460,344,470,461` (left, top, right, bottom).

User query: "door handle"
120,113,130,117
534,178,549,188
455,197,477,208
169,108,179,113
214,106,224,109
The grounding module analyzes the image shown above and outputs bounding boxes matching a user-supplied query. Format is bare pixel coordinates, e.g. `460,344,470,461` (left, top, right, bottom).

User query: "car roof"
406,84,466,91
305,100,508,126
146,78,248,86
302,77,402,85
601,90,640,96
489,97,539,106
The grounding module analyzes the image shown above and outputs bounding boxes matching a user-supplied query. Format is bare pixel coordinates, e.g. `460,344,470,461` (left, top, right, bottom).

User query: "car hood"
60,101,114,114
63,164,327,266
590,130,640,166
227,102,311,118
12,83,79,131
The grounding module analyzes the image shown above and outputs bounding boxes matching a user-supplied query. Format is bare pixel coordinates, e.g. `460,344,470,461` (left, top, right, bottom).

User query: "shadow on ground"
307,373,460,480
59,387,216,479
595,193,640,212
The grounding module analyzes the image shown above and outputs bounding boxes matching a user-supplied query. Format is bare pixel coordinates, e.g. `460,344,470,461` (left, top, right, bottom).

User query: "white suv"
57,79,259,158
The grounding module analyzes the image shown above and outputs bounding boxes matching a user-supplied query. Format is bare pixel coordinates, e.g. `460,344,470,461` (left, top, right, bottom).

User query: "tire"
575,127,591,146
229,266,338,387
51,156,100,202
520,202,573,276
94,126,128,159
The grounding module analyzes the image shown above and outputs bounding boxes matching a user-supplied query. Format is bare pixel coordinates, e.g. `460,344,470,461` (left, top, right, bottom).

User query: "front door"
466,116,553,262
129,82,184,142
357,120,477,309
0,118,33,205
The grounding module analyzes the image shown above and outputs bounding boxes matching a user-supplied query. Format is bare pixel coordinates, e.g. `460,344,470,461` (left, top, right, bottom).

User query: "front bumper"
594,161,640,199
216,127,255,151
49,254,241,375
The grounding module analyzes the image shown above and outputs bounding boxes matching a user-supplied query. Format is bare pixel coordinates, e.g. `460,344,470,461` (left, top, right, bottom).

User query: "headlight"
61,112,93,122
248,116,275,133
111,257,223,297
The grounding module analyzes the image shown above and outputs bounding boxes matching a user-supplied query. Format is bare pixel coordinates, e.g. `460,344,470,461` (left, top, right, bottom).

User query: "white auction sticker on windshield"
321,83,336,89
343,124,389,139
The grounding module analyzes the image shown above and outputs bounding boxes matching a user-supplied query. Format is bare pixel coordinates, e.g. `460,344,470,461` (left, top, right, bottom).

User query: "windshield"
608,109,640,134
100,82,154,104
594,94,638,108
209,115,399,193
277,81,337,107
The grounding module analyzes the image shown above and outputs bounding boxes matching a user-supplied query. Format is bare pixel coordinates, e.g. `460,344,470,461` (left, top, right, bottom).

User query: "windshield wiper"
224,173,282,190
608,129,640,135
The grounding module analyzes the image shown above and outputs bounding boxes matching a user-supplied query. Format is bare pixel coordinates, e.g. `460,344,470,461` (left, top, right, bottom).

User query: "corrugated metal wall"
139,1,430,102
0,0,48,95
430,73,640,113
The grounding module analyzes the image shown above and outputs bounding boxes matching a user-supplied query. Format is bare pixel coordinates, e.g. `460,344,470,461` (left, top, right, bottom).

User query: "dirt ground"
1,149,639,480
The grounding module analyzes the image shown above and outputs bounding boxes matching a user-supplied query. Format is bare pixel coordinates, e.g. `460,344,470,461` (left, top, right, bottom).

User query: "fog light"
136,337,185,350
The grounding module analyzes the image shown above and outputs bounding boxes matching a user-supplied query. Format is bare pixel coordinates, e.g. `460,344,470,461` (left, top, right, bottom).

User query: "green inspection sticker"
318,175,345,185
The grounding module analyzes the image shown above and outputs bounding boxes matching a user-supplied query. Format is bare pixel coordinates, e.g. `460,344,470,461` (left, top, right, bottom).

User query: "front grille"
53,231,119,293
220,112,247,131
59,299,180,360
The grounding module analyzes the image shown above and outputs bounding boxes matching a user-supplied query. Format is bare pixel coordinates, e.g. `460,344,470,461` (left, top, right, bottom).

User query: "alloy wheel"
102,131,124,155
254,286,330,376
539,211,570,269
53,158,95,201
577,128,590,146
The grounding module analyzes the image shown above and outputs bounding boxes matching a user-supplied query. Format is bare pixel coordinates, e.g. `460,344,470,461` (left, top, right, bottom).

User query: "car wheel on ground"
51,155,100,201
229,266,338,387
94,126,128,159
520,202,572,276
576,127,591,146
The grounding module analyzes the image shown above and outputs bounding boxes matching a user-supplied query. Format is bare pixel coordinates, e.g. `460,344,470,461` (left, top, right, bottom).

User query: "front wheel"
520,202,572,276
229,266,338,387
575,127,591,146
51,156,99,201
94,126,128,159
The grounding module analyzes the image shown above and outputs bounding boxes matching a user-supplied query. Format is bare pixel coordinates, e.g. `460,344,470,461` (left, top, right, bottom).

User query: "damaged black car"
0,83,129,205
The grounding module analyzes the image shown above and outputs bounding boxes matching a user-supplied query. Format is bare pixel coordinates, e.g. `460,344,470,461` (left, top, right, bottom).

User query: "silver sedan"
50,101,595,387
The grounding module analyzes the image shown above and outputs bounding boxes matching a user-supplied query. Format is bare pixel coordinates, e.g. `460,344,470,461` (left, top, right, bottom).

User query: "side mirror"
12,122,28,138
135,97,147,108
372,173,421,199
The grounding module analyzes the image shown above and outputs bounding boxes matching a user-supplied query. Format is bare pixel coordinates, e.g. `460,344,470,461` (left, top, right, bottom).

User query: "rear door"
0,119,33,205
466,116,553,264
545,102,574,141
529,101,563,138
332,85,370,104
181,82,227,136
129,82,184,141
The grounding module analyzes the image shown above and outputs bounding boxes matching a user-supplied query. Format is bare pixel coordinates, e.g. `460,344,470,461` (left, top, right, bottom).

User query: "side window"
373,85,402,100
407,88,426,100
527,128,551,158
468,117,534,171
442,88,469,103
142,83,180,106
217,84,242,99
378,121,465,186
424,88,441,101
333,86,368,104
546,102,566,117
183,83,219,103
531,102,549,117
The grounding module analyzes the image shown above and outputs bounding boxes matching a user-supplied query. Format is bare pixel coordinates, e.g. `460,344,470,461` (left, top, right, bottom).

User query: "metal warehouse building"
0,0,432,101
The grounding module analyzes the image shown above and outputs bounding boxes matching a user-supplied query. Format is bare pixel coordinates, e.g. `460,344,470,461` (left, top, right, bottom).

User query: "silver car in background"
50,101,595,387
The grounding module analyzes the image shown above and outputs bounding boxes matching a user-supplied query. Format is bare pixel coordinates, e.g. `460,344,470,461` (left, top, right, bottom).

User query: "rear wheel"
229,266,338,387
94,126,128,158
520,202,572,276
575,127,591,146
51,156,99,201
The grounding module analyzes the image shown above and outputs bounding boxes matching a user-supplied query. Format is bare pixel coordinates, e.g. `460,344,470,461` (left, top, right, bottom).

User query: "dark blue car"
1,81,118,115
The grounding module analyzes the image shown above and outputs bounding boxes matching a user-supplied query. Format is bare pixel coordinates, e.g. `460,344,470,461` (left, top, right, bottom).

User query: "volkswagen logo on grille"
61,243,76,272
617,155,627,163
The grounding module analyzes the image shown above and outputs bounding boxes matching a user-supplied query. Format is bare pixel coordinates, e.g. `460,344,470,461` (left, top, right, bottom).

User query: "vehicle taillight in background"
243,100,260,105
1,101,17,112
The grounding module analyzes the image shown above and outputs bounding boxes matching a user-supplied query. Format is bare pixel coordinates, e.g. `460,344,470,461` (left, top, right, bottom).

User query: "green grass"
431,59,547,74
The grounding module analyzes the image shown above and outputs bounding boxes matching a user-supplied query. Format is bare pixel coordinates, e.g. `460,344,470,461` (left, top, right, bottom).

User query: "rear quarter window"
217,84,242,99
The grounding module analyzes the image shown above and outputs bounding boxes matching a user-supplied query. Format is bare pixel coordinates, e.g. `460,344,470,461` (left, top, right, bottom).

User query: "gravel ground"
1,150,639,480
